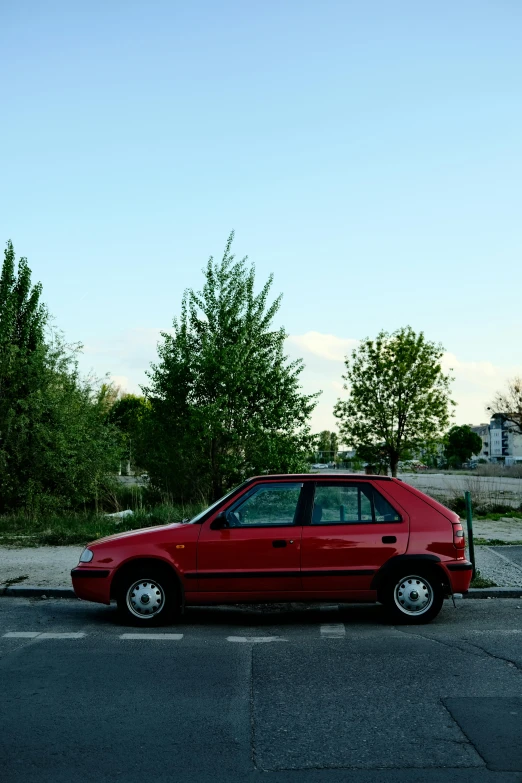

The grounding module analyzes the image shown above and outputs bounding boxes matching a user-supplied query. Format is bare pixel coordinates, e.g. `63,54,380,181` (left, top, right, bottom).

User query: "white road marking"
2,632,85,639
468,629,522,634
320,623,346,638
227,636,286,643
119,633,184,640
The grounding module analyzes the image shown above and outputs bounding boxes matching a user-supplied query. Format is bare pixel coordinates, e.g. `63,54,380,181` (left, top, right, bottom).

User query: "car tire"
116,566,180,627
383,570,444,625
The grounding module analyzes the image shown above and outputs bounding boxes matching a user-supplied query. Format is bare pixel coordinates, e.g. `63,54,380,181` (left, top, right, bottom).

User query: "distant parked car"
72,473,472,626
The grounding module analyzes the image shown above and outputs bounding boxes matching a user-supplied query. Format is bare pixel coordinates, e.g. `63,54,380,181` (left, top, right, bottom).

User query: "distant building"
471,415,522,463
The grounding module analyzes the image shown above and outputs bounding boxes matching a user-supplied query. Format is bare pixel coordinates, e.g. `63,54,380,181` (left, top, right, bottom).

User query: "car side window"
227,483,304,527
312,484,401,524
373,489,402,522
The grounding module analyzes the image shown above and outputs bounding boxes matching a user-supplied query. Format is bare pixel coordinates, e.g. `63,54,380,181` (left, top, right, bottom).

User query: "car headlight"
79,548,94,563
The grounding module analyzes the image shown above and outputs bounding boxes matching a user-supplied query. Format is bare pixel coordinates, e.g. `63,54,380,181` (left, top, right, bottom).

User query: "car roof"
247,473,392,482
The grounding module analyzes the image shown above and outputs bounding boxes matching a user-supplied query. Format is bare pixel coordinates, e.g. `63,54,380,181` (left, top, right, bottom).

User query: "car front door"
301,480,409,594
196,481,306,593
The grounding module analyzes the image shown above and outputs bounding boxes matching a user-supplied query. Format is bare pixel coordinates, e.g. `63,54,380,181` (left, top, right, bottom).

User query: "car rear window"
312,483,401,524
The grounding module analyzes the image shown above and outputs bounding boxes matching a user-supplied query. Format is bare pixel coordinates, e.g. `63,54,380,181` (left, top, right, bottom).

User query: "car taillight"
453,522,466,549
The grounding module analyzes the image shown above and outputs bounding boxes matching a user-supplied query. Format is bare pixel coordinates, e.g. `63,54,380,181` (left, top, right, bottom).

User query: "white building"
471,415,522,463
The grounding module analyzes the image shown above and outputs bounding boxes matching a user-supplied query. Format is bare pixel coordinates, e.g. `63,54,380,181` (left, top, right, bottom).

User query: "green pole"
464,490,476,580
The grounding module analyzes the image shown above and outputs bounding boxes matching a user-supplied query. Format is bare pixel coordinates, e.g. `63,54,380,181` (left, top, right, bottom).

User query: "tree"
142,232,319,502
334,326,454,477
490,378,522,434
444,425,482,467
107,393,150,474
355,443,389,474
0,241,122,513
315,430,338,462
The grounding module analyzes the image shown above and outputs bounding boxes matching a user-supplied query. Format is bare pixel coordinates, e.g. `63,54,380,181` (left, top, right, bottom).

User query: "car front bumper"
71,568,113,604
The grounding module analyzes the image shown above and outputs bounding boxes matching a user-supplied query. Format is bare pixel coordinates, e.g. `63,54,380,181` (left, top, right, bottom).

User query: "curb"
1,586,522,600
0,586,77,599
461,587,522,599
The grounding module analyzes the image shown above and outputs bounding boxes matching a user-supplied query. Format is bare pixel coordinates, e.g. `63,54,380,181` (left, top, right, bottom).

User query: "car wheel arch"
110,557,184,607
372,554,451,601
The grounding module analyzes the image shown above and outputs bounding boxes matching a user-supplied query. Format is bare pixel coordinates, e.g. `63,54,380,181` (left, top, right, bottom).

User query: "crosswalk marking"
468,629,522,635
119,633,184,640
2,632,85,639
226,636,286,643
2,627,352,642
320,623,346,638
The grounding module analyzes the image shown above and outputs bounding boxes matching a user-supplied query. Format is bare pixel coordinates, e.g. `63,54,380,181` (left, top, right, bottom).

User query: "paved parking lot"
1,597,521,782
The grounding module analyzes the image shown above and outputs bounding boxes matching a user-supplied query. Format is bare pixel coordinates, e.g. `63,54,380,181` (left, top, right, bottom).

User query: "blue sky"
1,1,521,432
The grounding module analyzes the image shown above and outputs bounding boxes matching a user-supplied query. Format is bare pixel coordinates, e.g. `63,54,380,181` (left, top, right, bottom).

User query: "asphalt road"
1,598,522,783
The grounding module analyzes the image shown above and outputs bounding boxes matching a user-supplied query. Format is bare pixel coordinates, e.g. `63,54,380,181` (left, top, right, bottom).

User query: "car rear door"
301,480,409,593
196,481,306,593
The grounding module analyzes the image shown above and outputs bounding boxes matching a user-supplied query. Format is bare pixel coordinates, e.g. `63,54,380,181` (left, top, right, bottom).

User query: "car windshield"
184,482,248,524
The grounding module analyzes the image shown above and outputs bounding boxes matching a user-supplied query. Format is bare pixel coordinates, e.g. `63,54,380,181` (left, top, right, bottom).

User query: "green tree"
142,233,319,502
355,443,389,474
334,326,454,477
0,241,122,513
315,430,338,462
444,425,482,467
107,393,150,474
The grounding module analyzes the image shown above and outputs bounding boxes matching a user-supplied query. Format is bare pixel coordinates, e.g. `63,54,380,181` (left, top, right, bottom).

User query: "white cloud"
287,331,358,362
78,328,522,435
287,334,522,433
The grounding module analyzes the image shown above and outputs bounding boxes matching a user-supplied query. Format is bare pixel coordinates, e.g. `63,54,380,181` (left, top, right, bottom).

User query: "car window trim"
308,481,403,526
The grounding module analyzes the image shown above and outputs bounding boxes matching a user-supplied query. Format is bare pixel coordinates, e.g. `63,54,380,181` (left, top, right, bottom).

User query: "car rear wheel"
384,571,444,625
116,567,179,626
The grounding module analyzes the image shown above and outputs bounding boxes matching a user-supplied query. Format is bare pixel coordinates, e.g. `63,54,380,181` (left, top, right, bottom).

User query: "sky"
1,0,521,434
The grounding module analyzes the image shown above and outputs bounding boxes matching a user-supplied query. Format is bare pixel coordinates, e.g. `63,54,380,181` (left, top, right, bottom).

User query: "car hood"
88,522,188,548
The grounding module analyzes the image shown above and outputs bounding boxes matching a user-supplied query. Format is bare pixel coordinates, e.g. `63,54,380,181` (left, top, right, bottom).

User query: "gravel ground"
474,545,522,587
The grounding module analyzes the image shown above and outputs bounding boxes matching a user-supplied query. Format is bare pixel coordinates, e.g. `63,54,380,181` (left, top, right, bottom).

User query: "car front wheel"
384,571,444,625
116,567,179,626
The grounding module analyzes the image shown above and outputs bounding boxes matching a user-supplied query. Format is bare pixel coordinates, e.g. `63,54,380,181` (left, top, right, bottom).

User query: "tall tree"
0,241,121,513
444,425,482,466
142,233,319,502
334,326,454,476
490,378,522,434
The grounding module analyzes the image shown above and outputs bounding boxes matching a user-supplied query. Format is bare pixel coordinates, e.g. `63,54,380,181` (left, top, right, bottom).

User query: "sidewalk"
473,516,522,542
1,543,522,590
1,546,82,589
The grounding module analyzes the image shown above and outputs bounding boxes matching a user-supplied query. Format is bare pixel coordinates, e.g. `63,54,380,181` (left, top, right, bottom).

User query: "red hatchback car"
71,474,472,625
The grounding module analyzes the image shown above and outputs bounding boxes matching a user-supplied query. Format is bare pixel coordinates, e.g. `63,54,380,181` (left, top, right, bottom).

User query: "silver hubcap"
393,575,433,615
126,579,164,619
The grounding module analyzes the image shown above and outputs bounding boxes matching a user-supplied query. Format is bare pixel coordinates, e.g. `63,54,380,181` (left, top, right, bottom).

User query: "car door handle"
382,536,397,544
272,540,287,548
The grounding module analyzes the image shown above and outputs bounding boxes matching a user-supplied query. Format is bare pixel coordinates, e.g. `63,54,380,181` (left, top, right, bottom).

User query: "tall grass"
0,483,206,545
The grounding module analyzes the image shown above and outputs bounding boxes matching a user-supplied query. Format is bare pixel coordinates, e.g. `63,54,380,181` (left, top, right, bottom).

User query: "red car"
71,474,472,625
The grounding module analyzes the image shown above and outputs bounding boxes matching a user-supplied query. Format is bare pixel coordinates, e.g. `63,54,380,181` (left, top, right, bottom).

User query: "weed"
470,570,497,589
0,502,206,546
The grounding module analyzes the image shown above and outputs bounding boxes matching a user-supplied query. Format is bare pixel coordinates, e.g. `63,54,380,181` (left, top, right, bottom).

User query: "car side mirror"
210,512,229,530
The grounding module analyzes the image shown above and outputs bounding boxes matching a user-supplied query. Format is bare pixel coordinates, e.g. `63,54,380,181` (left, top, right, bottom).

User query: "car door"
301,480,409,593
196,481,306,593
